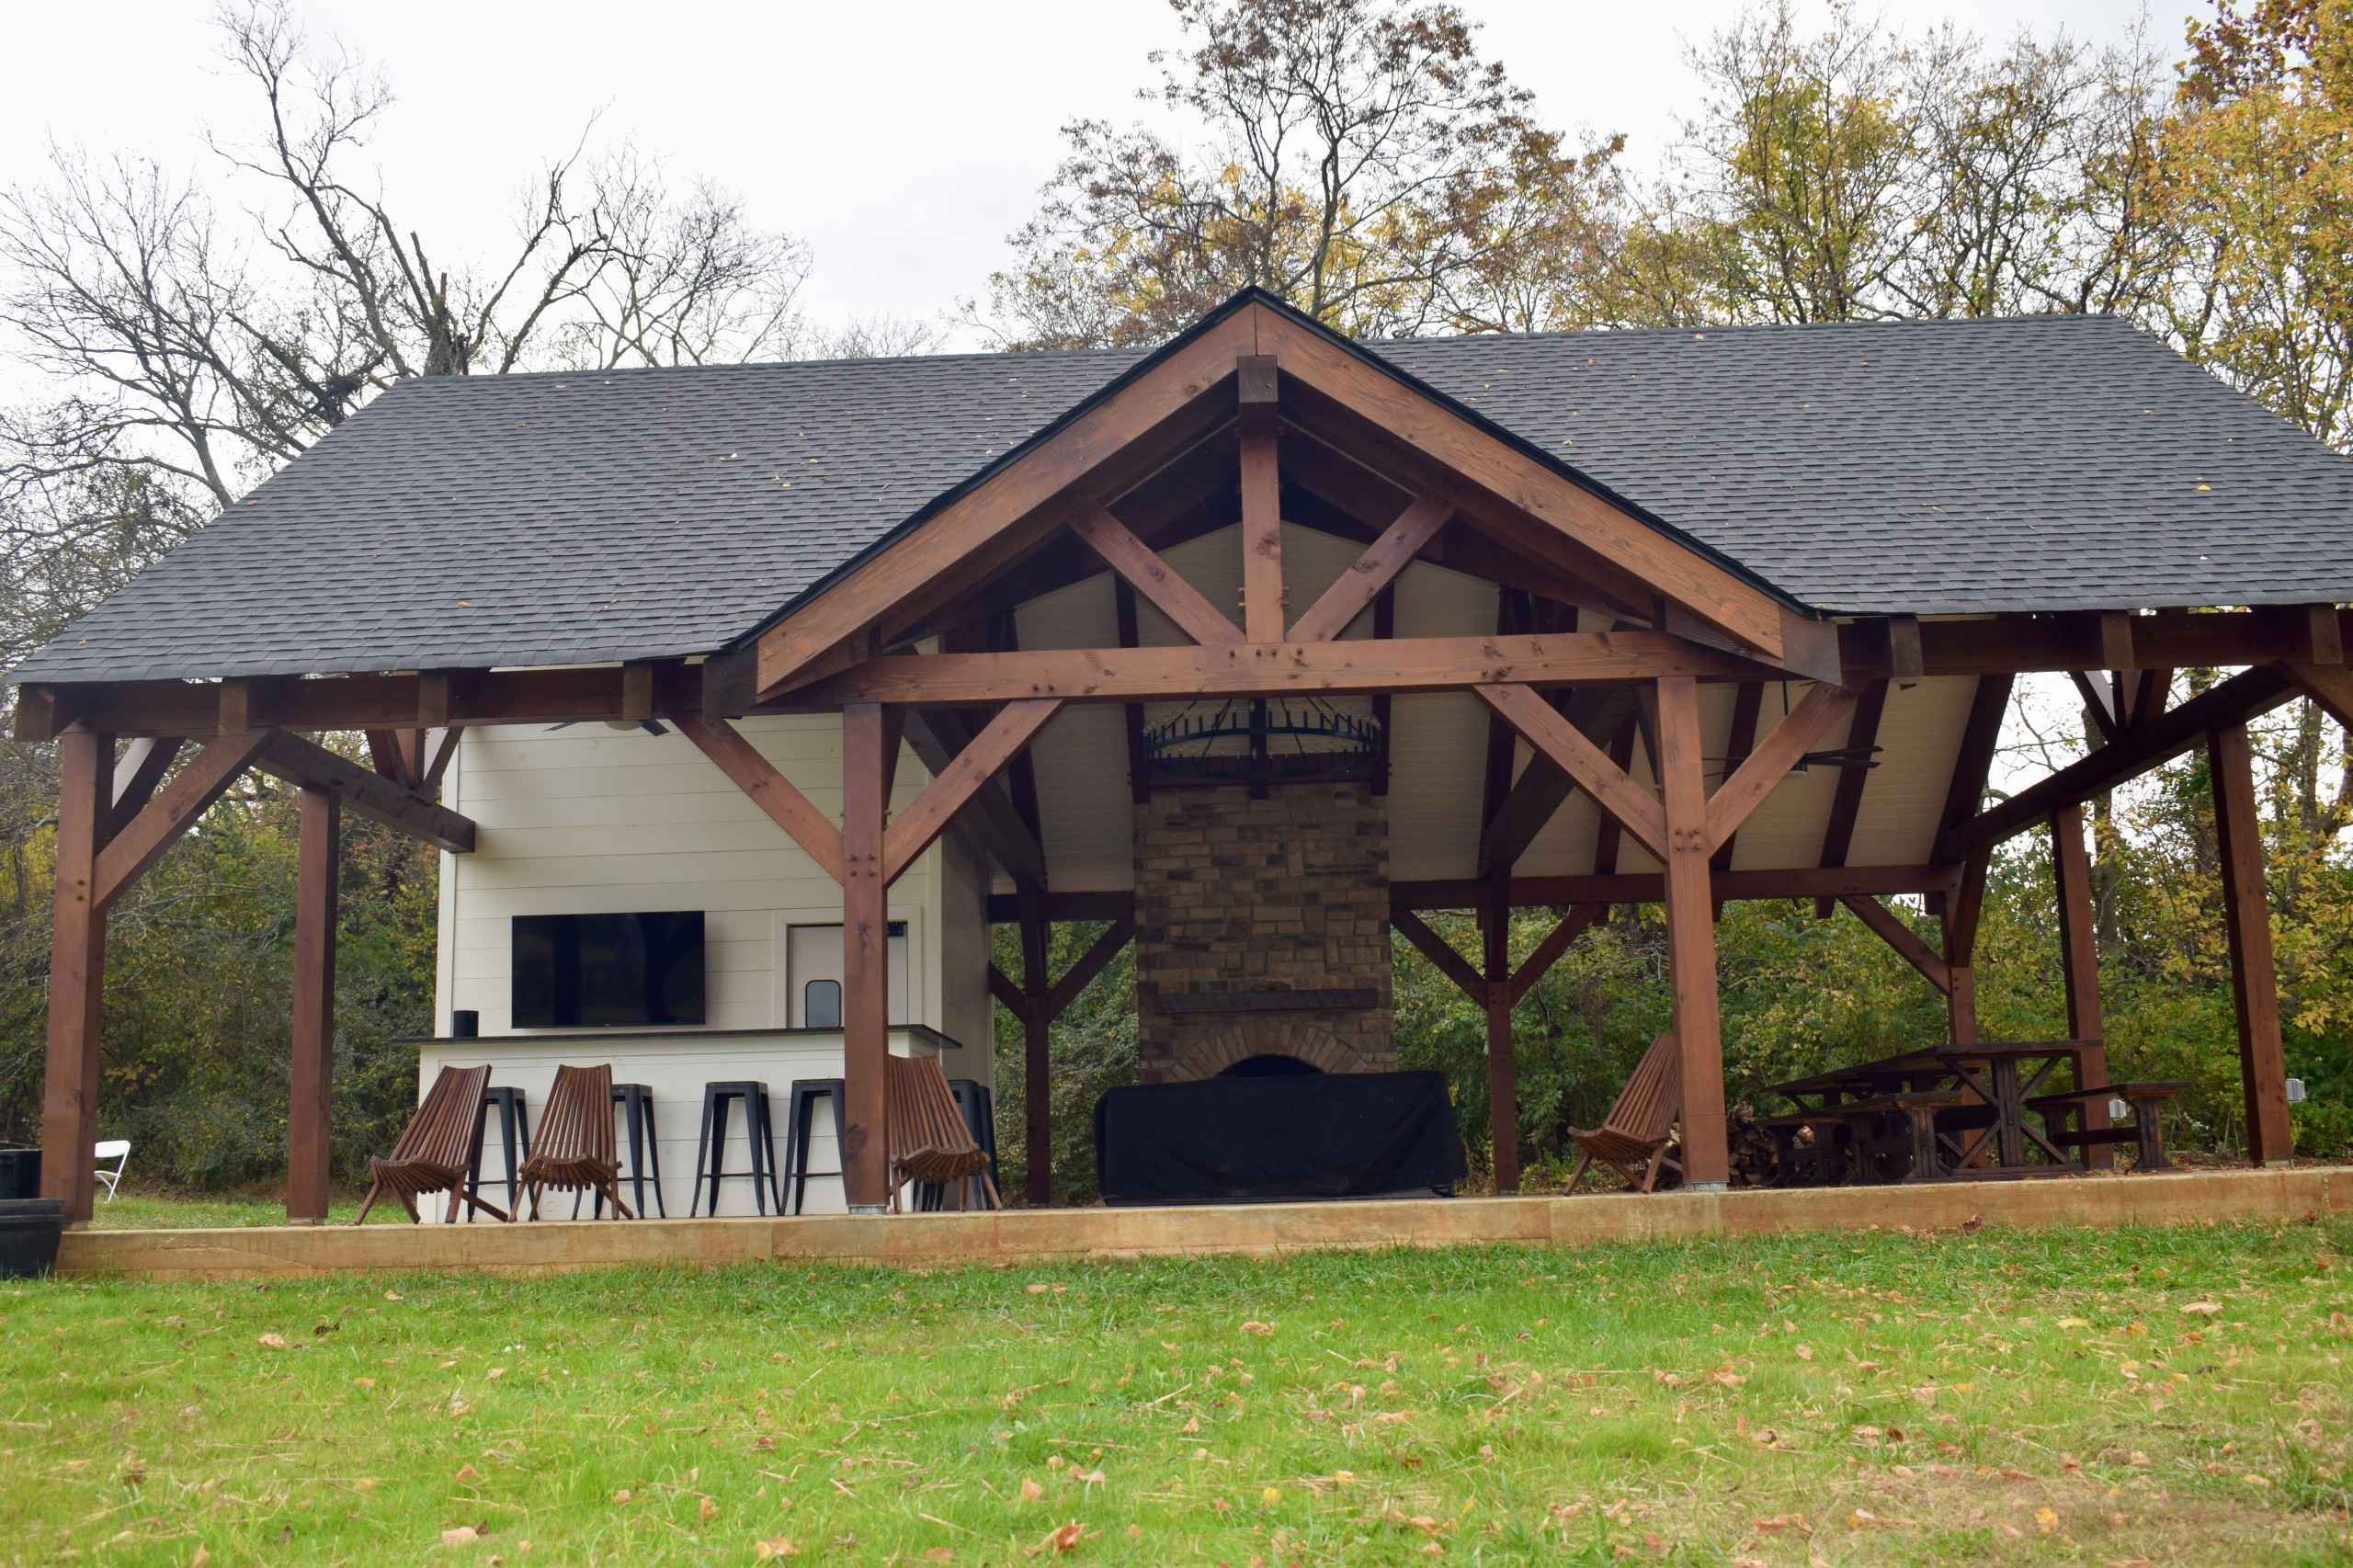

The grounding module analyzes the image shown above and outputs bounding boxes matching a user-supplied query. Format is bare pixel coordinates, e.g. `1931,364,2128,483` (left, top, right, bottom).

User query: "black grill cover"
1094,1071,1467,1206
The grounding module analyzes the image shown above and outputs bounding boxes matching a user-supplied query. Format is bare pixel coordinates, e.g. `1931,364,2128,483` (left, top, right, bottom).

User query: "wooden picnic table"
1760,1040,2098,1185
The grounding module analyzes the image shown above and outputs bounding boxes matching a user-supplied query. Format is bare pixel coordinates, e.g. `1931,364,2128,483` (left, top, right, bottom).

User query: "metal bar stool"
689,1081,779,1217
781,1079,846,1215
464,1085,531,1222
611,1083,665,1218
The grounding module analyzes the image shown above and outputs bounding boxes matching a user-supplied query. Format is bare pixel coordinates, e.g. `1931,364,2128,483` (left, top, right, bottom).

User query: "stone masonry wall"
1131,783,1392,1083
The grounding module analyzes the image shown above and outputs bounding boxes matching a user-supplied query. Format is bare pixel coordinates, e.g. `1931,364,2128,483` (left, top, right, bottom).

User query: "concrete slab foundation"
55,1165,2353,1282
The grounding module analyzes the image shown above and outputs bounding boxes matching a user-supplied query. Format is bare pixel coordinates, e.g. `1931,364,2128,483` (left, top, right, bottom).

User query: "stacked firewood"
1728,1109,1779,1187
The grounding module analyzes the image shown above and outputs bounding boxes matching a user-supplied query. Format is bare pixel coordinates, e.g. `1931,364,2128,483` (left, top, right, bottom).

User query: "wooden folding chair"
517,1064,633,1221
1563,1032,1683,1195
884,1054,1001,1212
355,1064,509,1224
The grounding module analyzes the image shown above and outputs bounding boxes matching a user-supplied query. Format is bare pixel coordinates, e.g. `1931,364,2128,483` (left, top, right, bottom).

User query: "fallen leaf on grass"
1019,1479,1045,1502
353,1377,375,1390
1710,1370,1746,1388
2035,1506,2059,1533
191,1551,210,1568
699,1496,720,1521
2057,1316,2089,1330
1242,1321,1276,1335
440,1526,480,1547
754,1539,799,1560
1025,1284,1051,1295
1753,1514,1805,1531
486,1368,504,1380
1846,1510,1915,1529
258,1333,287,1349
612,1489,631,1505
1040,1521,1083,1552
1643,1530,1667,1553
923,1551,954,1563
454,1465,481,1485
2179,1301,2222,1316
1794,1346,1813,1361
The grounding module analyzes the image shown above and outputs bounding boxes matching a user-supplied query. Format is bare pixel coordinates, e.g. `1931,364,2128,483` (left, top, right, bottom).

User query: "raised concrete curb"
55,1165,2350,1282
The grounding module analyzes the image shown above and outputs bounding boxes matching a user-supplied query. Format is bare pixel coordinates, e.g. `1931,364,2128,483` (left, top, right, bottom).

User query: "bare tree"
0,0,821,520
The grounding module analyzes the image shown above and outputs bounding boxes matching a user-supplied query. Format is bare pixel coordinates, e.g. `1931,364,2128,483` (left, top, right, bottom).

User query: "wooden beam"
2307,604,2346,665
2049,801,2111,1167
1711,681,1766,885
287,784,339,1224
1239,355,1284,643
364,729,415,787
1114,580,1152,805
40,725,111,1222
676,714,845,882
1813,678,1888,917
2284,659,2353,731
1657,675,1729,1187
1473,683,1668,861
1042,915,1136,1022
900,710,1048,889
988,889,1133,925
1946,665,2293,858
1483,880,1518,1194
1389,906,1486,1002
1837,894,1950,994
1066,503,1241,647
105,736,183,846
93,731,278,913
1394,863,1962,910
1287,494,1451,643
754,309,1259,698
251,732,476,855
841,703,892,1210
988,962,1028,1017
883,699,1063,885
2211,722,2293,1165
1017,883,1052,1205
797,630,1765,709
418,727,460,789
1703,680,1859,853
1371,586,1394,796
1507,904,1604,1007
2069,669,2123,744
1942,849,1991,1045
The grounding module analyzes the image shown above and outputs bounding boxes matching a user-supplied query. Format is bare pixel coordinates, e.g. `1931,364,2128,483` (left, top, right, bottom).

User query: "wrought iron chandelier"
1142,698,1381,787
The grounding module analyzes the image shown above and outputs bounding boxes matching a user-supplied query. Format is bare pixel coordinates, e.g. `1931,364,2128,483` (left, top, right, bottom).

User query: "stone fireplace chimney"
1131,782,1393,1083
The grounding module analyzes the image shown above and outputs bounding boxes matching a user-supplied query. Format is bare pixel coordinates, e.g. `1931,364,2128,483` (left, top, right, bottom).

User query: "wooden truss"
23,295,2347,1216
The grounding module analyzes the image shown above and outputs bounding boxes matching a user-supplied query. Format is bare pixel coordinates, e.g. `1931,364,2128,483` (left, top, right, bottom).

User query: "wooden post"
1018,888,1053,1205
287,784,341,1222
2210,722,2294,1165
40,725,112,1223
1238,355,1283,642
1655,676,1729,1188
1483,879,1518,1194
1942,850,1989,1045
2049,802,2112,1166
840,702,892,1210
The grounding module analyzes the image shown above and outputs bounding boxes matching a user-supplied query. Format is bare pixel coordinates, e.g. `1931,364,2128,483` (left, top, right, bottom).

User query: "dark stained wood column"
287,783,341,1222
1483,880,1518,1194
1018,890,1053,1205
2209,722,2294,1165
40,725,112,1223
2049,801,2112,1166
840,702,893,1210
1655,676,1730,1187
1238,355,1283,643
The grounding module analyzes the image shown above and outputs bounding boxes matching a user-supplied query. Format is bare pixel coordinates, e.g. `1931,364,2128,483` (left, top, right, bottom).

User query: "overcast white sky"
4,0,2181,346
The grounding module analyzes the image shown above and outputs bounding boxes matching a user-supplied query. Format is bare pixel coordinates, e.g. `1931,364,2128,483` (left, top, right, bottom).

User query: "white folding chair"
92,1140,131,1202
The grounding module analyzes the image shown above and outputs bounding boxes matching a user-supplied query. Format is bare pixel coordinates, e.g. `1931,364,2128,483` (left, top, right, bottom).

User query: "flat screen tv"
511,912,705,1028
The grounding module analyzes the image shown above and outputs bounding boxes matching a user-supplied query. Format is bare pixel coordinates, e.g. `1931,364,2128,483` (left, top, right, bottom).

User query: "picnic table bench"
1760,1041,2102,1186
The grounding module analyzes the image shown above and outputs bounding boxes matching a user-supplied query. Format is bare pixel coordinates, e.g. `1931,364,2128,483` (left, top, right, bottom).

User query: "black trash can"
0,1198,65,1280
0,1148,38,1200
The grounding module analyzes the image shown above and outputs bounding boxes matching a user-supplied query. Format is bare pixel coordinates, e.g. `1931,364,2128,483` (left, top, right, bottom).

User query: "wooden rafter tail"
1066,503,1240,646
1286,494,1451,643
1472,682,1668,862
675,713,846,883
881,699,1063,885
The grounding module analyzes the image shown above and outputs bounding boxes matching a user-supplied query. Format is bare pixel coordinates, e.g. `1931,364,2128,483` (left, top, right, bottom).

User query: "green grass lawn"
3,1217,2348,1566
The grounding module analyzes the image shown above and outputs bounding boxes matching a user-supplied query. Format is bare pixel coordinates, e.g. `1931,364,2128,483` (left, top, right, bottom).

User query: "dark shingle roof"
15,307,2352,683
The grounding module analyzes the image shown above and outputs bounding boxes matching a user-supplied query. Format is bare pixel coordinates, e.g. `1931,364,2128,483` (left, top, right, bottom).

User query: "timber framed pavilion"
14,289,2353,1224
